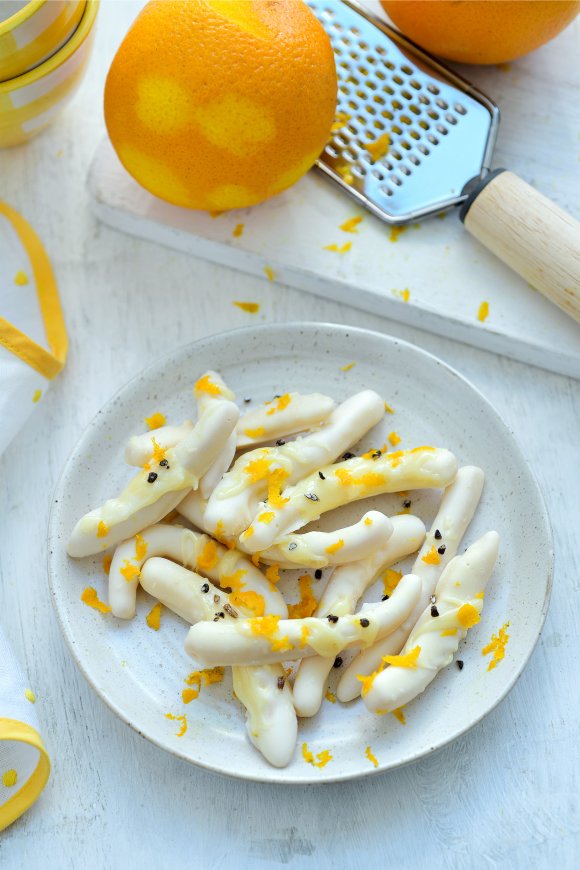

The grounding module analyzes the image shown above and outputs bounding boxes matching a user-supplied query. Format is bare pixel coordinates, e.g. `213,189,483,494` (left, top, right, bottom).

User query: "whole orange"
381,0,580,65
104,0,337,210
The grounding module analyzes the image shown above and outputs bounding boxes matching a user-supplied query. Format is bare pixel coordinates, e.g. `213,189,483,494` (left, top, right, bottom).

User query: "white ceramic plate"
48,323,552,784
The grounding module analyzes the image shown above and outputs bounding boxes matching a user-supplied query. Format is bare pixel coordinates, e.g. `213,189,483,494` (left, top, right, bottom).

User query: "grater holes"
409,105,421,116
331,21,343,32
358,65,369,76
418,144,430,155
349,26,360,35
409,79,421,90
371,168,384,180
392,99,403,111
401,89,413,101
427,134,439,145
352,164,366,178
418,94,430,105
373,94,386,105
409,130,420,140
400,64,414,75
400,114,412,126
427,83,440,95
391,124,402,135
435,98,449,110
445,113,457,125
373,119,386,130
409,154,420,165
381,109,395,121
400,140,412,151
418,120,430,130
427,110,440,120
391,149,403,161
393,74,404,85
389,174,403,187
325,144,339,158
436,124,448,135
454,103,467,115
400,165,412,176
379,185,394,196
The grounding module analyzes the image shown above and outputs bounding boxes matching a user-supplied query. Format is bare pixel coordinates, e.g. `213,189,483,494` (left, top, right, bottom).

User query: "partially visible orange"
381,0,580,65
104,0,337,210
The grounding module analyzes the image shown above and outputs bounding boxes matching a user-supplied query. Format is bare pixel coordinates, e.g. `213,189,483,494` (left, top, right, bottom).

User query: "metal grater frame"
308,0,501,224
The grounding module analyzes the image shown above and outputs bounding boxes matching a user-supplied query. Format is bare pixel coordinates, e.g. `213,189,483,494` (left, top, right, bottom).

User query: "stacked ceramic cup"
0,0,99,147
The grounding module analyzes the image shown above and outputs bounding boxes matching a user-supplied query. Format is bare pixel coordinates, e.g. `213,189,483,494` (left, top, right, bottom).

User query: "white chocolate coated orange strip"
242,447,458,553
67,399,239,558
362,532,499,714
337,466,484,702
184,573,421,667
237,392,335,447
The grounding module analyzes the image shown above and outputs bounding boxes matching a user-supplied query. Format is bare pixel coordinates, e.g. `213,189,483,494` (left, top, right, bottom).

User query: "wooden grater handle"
460,170,580,325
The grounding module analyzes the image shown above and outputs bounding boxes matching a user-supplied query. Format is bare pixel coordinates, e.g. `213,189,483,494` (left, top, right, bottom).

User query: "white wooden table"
1,3,578,867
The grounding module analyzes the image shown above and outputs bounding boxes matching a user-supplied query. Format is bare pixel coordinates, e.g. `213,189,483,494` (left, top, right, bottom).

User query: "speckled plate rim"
47,322,553,784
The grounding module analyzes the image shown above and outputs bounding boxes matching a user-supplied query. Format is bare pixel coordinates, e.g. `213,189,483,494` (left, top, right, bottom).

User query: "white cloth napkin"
0,628,50,832
0,199,67,455
0,200,63,828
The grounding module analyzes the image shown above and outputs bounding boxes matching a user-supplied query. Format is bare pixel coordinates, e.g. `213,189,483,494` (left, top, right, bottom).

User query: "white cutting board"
87,3,580,379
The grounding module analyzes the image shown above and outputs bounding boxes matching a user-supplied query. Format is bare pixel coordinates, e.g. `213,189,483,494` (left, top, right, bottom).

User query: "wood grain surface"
0,2,578,868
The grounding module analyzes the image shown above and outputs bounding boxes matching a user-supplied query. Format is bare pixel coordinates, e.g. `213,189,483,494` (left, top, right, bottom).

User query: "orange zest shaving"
457,603,481,629
135,533,148,560
299,625,310,648
364,516,373,526
264,564,280,585
145,412,166,429
340,361,355,371
440,628,457,637
242,526,254,539
382,569,402,598
96,521,109,538
267,467,289,509
81,586,110,614
388,431,401,446
357,669,380,698
389,226,407,243
331,110,351,132
384,402,395,413
234,301,260,314
421,544,441,566
165,713,187,737
266,393,291,415
244,427,266,439
232,223,244,237
477,301,490,323
482,622,510,670
197,539,219,571
150,437,166,464
194,374,221,396
382,645,421,669
120,560,140,582
392,707,406,725
146,603,162,630
325,689,336,704
263,266,276,281
257,511,275,524
102,554,112,575
366,132,390,161
325,538,345,555
183,667,225,701
365,746,379,767
340,216,363,233
302,742,332,768
288,575,318,619
244,457,272,483
324,242,352,254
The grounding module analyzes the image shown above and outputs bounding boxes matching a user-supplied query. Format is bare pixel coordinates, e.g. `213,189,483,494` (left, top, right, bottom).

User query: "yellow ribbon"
0,718,50,832
0,200,67,379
